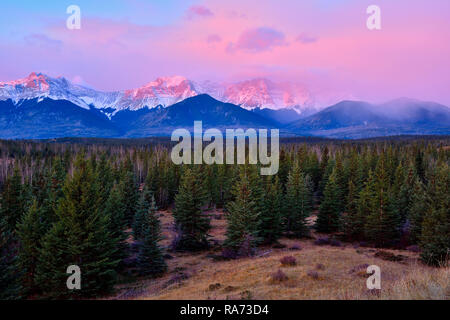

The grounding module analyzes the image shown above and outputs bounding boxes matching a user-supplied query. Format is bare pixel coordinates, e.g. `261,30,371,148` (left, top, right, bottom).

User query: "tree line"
0,137,448,299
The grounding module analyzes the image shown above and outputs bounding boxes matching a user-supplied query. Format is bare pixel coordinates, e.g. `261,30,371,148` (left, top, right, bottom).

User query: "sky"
1,0,450,106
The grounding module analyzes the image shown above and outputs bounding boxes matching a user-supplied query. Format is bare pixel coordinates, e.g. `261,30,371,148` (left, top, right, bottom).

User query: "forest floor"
108,210,449,300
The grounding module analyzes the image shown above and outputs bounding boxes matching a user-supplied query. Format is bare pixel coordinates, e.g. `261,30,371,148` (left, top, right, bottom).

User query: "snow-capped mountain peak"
121,76,199,110
0,72,51,91
0,73,318,115
204,78,315,114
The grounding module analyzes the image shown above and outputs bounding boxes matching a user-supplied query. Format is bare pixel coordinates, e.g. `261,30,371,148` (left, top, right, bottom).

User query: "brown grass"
109,210,449,300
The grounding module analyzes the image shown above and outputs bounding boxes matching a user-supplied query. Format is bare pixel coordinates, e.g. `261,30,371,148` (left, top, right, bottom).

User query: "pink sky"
1,0,450,106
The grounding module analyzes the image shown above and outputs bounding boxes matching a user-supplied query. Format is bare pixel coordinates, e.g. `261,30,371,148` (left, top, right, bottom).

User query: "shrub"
208,283,221,291
270,269,288,282
315,263,325,270
349,263,370,274
330,239,342,247
307,270,320,280
163,272,189,288
280,256,297,266
222,248,238,260
314,236,330,245
406,245,420,253
240,290,253,300
289,244,302,251
366,289,382,297
374,250,406,262
359,241,369,247
163,253,174,260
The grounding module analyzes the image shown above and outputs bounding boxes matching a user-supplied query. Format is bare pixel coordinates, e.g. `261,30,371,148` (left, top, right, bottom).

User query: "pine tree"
0,213,21,299
96,154,114,204
173,167,211,251
259,176,283,244
246,164,264,217
136,194,167,276
283,164,311,237
334,154,347,209
420,163,449,266
318,160,334,198
35,155,119,298
0,167,27,232
16,200,45,296
394,165,415,223
408,178,427,244
306,152,321,191
44,158,67,228
365,158,401,247
415,149,426,183
215,164,233,208
224,167,261,254
104,183,128,268
316,168,342,233
133,187,153,240
342,180,360,240
119,159,138,225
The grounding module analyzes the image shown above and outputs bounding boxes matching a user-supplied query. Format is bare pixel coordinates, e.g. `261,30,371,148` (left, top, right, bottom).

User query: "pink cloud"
231,27,287,53
296,33,317,44
24,34,63,50
206,34,222,43
2,0,450,106
187,5,214,19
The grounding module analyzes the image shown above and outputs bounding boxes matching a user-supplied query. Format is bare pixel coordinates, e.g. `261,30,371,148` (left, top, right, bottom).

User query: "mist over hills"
287,99,450,138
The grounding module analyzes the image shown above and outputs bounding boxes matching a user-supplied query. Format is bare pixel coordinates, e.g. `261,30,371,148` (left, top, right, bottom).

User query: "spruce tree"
342,180,360,240
36,155,119,298
420,163,449,266
365,158,401,247
16,200,45,296
246,164,264,217
133,187,153,240
316,168,342,233
408,178,427,244
283,164,311,237
394,165,414,223
0,167,27,232
351,171,375,241
104,183,128,268
119,159,138,225
0,213,21,299
259,176,283,244
334,154,347,209
136,194,167,276
173,167,211,251
224,167,261,254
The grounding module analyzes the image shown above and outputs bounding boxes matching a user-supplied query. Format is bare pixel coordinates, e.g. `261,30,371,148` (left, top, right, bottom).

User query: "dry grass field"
109,209,449,300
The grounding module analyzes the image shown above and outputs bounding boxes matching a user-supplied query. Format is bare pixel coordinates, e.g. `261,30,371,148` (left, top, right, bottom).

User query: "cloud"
187,5,214,19
24,34,63,50
206,34,222,43
296,33,318,44
231,27,287,53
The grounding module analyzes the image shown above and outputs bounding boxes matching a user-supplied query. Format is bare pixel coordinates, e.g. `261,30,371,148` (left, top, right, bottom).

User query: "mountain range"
0,73,449,139
0,73,314,116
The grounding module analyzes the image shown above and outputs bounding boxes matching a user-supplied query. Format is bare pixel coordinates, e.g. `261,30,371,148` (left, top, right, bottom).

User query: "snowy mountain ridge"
0,73,317,116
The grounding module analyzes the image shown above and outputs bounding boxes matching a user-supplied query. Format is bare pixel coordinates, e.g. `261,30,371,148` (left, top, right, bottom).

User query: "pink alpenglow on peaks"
220,79,313,113
0,73,320,115
0,72,50,92
123,76,199,109
224,78,275,108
